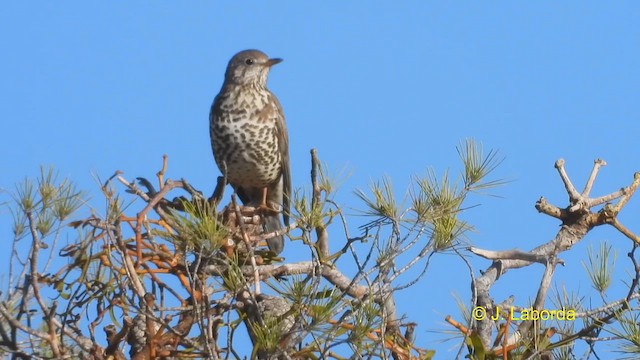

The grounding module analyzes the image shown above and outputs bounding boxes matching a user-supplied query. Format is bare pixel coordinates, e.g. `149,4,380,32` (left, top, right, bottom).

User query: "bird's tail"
263,214,285,254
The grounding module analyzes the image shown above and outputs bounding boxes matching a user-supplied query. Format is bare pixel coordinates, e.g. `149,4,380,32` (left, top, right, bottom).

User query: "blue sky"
1,2,639,358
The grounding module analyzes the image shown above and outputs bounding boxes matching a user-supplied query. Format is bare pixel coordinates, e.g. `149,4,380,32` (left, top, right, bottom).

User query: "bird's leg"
261,187,268,208
258,187,279,215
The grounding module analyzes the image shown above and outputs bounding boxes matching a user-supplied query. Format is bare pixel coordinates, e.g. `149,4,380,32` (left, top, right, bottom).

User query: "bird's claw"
258,203,280,216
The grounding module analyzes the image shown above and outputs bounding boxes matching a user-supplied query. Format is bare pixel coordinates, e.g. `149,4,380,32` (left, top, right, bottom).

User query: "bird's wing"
209,93,230,175
272,94,291,226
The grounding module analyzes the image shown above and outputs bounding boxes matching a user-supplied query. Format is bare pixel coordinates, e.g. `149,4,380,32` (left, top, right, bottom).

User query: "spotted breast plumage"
209,49,290,254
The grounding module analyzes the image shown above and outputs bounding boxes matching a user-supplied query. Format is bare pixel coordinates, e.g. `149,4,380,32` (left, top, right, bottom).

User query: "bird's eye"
245,58,254,65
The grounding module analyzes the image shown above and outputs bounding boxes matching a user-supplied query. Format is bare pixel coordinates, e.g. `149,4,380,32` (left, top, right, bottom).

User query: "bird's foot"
257,203,281,217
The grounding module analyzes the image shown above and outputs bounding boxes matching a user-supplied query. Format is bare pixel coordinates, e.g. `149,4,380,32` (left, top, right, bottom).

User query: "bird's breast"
211,89,282,188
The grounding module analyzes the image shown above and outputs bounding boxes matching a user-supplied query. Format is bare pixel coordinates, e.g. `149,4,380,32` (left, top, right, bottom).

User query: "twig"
157,154,168,190
611,218,640,244
582,159,606,197
134,179,181,266
554,159,581,203
611,172,640,212
231,194,261,294
311,149,329,258
468,247,563,265
534,197,566,219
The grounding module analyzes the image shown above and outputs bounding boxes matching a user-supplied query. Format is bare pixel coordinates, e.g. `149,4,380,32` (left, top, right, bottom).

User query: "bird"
209,49,290,254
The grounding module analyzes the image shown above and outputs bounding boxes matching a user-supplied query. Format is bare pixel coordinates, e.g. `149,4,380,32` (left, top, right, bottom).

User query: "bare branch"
555,159,581,203
468,246,563,265
582,158,607,197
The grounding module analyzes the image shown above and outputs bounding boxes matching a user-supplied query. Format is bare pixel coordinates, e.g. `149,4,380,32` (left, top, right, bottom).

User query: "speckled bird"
209,49,290,254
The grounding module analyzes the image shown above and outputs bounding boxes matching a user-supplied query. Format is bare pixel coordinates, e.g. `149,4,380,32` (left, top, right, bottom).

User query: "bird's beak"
266,58,283,67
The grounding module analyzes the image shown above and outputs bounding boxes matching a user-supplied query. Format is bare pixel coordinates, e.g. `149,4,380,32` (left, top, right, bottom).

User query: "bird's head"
224,49,282,86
